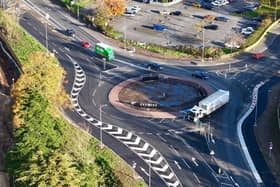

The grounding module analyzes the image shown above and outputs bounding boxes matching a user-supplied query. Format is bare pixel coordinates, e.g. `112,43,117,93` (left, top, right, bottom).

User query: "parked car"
123,11,136,16
153,24,167,31
202,3,213,10
215,16,229,22
192,2,202,7
160,10,170,15
126,5,141,13
170,11,182,16
65,29,75,37
251,53,264,59
204,24,218,30
241,27,254,35
80,41,91,48
224,42,240,48
192,71,209,79
144,63,163,71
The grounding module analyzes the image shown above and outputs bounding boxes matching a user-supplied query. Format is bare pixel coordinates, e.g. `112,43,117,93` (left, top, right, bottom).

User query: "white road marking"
182,159,191,169
162,172,175,179
156,133,167,142
153,164,169,172
140,167,149,176
191,157,199,167
174,161,182,170
221,182,234,186
169,145,180,157
92,89,97,106
192,173,201,184
130,142,149,152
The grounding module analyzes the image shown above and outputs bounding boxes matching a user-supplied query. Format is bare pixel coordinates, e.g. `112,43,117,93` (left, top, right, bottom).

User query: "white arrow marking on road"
137,149,157,158
191,157,199,167
74,81,84,86
131,142,149,152
86,117,94,122
174,161,182,170
161,172,174,180
123,136,141,145
147,156,164,165
140,167,149,176
166,180,180,187
153,164,169,172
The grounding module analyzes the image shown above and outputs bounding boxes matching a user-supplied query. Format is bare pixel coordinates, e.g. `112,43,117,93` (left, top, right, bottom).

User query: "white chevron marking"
123,136,141,145
138,149,157,158
153,164,169,172
74,81,84,86
71,92,79,96
115,132,133,140
166,180,180,187
86,117,94,122
101,124,113,130
161,172,174,180
131,142,149,152
108,128,123,135
147,156,164,165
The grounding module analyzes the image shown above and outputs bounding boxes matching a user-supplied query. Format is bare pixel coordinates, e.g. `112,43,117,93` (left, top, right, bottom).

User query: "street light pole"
275,0,278,21
45,14,49,52
77,0,80,20
148,157,151,187
202,27,205,63
99,104,107,149
254,92,258,126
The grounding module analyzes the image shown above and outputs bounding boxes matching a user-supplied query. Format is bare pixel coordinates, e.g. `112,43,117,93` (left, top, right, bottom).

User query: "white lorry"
181,89,230,122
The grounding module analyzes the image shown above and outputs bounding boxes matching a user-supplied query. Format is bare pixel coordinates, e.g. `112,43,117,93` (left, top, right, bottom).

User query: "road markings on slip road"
192,173,201,184
174,161,182,170
66,54,182,187
140,167,149,176
181,159,191,169
191,157,199,167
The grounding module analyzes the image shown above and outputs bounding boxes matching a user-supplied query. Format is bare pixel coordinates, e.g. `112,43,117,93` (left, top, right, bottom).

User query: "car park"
215,16,229,22
170,11,182,16
204,24,218,30
65,29,75,37
80,41,91,48
241,27,254,35
251,53,264,59
192,71,209,79
144,63,163,71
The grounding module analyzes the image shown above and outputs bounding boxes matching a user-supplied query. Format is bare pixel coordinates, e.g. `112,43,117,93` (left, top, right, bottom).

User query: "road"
16,0,280,186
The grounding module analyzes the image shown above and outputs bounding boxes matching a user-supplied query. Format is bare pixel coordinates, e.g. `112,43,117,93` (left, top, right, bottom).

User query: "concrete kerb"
237,80,268,185
108,74,214,118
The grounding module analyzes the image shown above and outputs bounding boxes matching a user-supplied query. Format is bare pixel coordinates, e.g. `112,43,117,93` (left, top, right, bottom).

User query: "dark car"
192,71,209,79
201,2,213,10
204,24,218,30
65,29,75,36
144,63,163,71
170,11,182,16
215,16,229,22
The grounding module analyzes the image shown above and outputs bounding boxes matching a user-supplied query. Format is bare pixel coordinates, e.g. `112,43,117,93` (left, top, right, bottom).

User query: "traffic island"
109,74,214,118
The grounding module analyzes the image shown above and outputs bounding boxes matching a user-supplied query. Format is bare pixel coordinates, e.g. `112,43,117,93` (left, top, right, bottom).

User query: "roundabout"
109,74,214,118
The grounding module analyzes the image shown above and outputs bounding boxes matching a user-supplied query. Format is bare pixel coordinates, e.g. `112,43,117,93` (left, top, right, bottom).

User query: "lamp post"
45,14,49,52
99,104,107,149
77,0,80,20
254,92,258,126
148,157,151,187
201,27,205,63
275,0,278,21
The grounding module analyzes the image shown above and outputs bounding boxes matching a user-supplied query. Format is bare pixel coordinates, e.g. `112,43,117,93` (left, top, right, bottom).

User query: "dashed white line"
181,158,191,169
174,161,182,170
192,173,201,184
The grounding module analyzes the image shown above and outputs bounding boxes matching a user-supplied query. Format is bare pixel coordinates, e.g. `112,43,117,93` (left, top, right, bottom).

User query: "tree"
104,0,126,17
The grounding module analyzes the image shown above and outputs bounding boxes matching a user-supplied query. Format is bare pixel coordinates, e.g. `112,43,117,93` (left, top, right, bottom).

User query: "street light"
148,157,151,187
275,0,278,21
99,104,107,149
201,27,205,63
45,14,50,52
254,92,258,126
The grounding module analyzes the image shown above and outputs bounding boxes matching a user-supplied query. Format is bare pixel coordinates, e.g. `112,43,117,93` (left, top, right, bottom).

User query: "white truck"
181,89,230,122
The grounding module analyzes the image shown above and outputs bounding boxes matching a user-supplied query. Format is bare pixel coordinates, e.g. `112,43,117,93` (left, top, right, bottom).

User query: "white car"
160,10,170,15
123,11,136,16
126,5,141,13
225,42,241,48
241,27,254,35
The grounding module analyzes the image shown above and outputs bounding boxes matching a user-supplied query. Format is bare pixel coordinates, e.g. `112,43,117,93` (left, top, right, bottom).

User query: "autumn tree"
104,0,126,17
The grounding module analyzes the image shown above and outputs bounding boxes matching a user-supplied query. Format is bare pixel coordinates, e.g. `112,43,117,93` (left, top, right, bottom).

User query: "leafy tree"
104,0,126,17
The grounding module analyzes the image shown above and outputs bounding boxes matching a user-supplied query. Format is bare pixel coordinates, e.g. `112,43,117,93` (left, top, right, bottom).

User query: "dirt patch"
254,83,280,184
